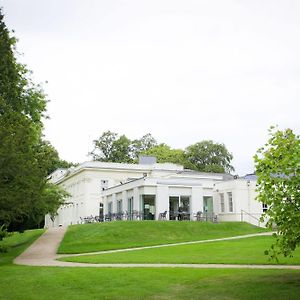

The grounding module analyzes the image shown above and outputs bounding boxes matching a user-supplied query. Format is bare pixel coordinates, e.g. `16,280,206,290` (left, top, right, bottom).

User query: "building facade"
45,160,264,227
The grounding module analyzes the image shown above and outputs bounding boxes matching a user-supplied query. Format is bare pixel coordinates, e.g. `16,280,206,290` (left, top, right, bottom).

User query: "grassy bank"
58,221,268,254
1,225,300,299
61,235,300,265
1,266,300,299
0,229,44,265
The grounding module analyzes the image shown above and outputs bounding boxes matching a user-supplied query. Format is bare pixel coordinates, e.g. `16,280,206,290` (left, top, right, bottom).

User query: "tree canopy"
90,131,157,163
142,143,194,169
254,127,300,258
185,140,234,173
91,132,234,174
0,10,68,231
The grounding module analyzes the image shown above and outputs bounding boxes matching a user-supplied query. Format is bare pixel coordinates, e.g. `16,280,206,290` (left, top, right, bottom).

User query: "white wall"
213,179,264,226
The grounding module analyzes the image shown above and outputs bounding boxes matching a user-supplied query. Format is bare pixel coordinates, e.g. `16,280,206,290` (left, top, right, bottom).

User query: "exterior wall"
47,161,266,228
102,176,221,222
45,162,159,227
213,179,264,226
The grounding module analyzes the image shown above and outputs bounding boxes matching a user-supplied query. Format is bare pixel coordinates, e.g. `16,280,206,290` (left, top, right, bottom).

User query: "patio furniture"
194,211,204,221
158,211,167,220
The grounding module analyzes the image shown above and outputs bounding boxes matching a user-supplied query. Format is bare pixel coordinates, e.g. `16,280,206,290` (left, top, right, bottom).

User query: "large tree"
0,10,67,232
142,143,194,169
90,132,157,163
90,131,132,163
254,127,300,258
185,140,234,173
131,133,157,160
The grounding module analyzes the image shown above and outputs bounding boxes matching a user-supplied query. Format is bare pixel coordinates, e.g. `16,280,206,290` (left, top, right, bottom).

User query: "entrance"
169,196,190,220
141,195,155,220
203,196,213,220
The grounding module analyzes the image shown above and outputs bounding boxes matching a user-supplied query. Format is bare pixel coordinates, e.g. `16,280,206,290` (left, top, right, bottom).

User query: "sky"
2,0,300,175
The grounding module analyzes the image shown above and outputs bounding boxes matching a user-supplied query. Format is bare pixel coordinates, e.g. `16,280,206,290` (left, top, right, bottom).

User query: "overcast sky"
2,0,300,175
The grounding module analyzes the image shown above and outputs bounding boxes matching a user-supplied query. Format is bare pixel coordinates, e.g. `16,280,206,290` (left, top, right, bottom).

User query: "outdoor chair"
194,211,204,221
158,211,167,220
212,215,218,223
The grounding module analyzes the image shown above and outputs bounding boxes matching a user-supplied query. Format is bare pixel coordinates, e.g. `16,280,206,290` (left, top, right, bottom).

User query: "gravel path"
14,227,300,269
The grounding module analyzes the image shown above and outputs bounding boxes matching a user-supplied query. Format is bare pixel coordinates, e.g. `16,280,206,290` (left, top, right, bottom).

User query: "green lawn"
60,235,300,265
0,229,44,265
1,266,300,300
1,225,300,299
58,221,268,254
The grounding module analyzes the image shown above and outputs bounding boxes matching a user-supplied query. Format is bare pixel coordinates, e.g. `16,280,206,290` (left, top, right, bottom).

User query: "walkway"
14,227,300,269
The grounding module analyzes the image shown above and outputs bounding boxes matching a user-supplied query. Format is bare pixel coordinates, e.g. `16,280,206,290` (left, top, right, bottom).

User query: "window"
108,202,112,214
262,203,268,212
228,192,233,212
117,200,123,214
101,180,108,191
220,193,225,212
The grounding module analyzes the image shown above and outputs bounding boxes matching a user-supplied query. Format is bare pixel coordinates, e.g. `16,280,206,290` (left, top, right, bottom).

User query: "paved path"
14,227,300,269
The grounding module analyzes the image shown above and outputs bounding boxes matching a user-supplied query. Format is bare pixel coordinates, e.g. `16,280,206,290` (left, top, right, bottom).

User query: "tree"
0,10,67,231
90,131,132,163
142,143,194,168
185,140,234,173
90,132,158,163
40,140,76,175
254,127,300,258
131,133,157,160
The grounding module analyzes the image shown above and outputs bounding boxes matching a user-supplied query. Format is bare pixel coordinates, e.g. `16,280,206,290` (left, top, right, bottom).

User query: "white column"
122,190,127,213
191,187,204,220
103,196,108,215
156,185,169,220
133,187,140,211
112,193,116,213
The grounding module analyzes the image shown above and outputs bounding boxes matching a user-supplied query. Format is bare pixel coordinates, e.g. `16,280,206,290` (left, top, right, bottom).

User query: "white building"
45,160,265,227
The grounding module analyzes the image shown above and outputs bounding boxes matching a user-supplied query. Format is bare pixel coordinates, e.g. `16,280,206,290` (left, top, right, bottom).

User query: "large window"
117,200,123,214
128,197,133,220
228,192,233,212
141,195,155,220
108,202,112,214
220,193,225,212
169,196,190,220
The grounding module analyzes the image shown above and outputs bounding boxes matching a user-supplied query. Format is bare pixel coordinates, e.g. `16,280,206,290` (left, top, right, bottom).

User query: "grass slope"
1,226,300,299
58,221,268,254
0,229,44,265
1,266,300,299
61,236,300,265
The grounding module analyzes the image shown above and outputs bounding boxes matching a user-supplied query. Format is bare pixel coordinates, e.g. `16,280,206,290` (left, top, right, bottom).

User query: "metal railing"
240,210,261,227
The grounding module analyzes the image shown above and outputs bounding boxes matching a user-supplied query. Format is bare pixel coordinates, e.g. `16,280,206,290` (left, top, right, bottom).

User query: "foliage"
0,10,68,231
90,131,132,162
40,140,76,175
0,224,9,251
130,133,157,160
142,143,194,168
90,132,234,173
90,131,157,163
186,140,234,173
254,127,300,258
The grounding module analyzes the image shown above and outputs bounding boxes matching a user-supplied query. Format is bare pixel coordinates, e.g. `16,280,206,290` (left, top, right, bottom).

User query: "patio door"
169,196,190,220
141,195,155,220
203,196,213,220
169,196,179,220
128,197,133,220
